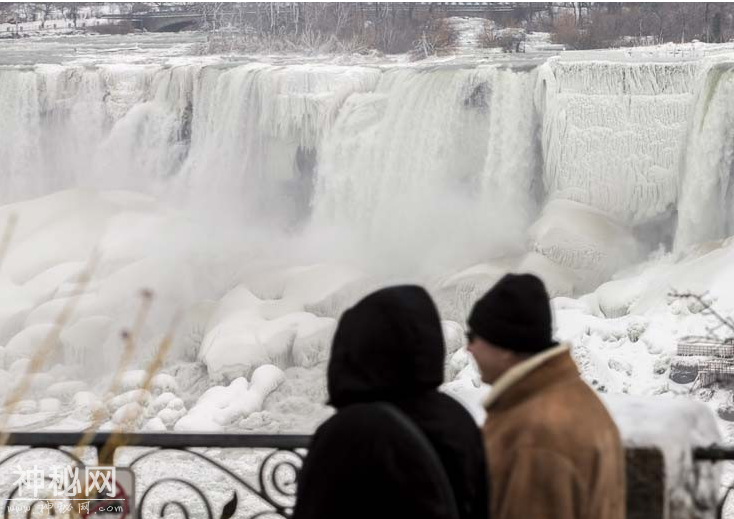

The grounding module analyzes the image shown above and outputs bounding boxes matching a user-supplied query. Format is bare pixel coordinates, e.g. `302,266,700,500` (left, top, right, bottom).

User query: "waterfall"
675,62,734,251
539,59,697,227
0,62,539,270
3,54,734,291
178,64,380,222
528,58,700,292
312,64,541,271
0,63,380,218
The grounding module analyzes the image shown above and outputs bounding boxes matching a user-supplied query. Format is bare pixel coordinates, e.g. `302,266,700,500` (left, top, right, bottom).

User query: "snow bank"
588,235,734,318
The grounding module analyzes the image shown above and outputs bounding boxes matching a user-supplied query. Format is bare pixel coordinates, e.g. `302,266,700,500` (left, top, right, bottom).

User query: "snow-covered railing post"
606,394,723,519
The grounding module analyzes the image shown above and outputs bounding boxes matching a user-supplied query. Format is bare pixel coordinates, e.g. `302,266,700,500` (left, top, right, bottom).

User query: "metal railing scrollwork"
7,433,733,519
0,432,310,519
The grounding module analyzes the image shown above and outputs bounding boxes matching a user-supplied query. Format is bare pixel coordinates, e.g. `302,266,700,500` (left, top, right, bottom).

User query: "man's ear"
500,348,517,365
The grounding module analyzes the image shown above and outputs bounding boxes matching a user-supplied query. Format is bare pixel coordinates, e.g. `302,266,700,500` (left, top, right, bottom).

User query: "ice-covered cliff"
3,50,734,293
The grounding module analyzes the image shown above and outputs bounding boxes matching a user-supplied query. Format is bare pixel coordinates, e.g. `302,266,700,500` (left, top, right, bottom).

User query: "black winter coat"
293,285,489,519
294,401,459,519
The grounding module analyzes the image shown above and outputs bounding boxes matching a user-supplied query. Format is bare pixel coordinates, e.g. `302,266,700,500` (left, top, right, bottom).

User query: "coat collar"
484,344,577,411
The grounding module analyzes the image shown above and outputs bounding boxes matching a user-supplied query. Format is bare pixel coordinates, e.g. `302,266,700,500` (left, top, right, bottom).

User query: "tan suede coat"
482,348,626,519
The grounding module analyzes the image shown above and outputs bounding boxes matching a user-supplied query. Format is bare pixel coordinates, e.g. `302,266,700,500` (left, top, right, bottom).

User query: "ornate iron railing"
0,432,311,519
3,433,734,519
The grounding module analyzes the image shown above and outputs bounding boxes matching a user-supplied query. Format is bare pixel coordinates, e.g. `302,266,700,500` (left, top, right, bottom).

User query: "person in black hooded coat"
293,285,489,519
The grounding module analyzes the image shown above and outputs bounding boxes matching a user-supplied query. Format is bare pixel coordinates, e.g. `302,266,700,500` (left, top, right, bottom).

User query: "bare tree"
0,3,16,23
39,2,53,29
671,291,734,342
195,3,455,57
58,2,83,28
669,290,734,390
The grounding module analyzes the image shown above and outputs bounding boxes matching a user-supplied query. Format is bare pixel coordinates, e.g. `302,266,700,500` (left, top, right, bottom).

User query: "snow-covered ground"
3,25,734,516
0,3,123,38
0,17,116,37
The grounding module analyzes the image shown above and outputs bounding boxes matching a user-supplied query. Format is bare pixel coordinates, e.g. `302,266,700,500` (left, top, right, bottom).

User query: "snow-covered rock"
60,315,113,367
199,284,338,380
46,380,87,402
174,365,284,432
5,323,61,366
14,399,38,414
291,317,336,368
119,370,148,392
38,397,61,414
108,389,151,412
142,416,167,432
150,373,178,395
112,402,145,429
157,406,186,428
71,391,107,421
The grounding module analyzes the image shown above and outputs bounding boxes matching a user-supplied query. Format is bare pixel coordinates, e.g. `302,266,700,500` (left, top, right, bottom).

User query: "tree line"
3,3,734,50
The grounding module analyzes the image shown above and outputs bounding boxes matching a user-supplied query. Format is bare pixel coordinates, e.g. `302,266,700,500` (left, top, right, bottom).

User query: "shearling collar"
484,343,572,410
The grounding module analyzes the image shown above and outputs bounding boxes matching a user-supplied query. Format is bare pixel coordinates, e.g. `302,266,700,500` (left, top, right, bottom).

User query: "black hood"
327,285,446,408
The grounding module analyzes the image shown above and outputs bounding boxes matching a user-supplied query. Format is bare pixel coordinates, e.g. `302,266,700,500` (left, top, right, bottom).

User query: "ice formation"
677,62,734,250
198,284,337,381
2,48,727,294
312,64,541,271
174,365,284,432
3,37,734,466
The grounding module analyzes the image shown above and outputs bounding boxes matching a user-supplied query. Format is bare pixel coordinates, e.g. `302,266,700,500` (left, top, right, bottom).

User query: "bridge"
102,12,202,32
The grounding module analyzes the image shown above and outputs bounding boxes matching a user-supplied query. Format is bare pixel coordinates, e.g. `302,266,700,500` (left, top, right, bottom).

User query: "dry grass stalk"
71,289,154,459
97,310,182,465
0,212,18,272
0,252,99,445
49,290,153,518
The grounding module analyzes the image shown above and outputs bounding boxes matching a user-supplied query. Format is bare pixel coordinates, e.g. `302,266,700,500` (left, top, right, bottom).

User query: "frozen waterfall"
0,62,542,274
2,53,734,292
676,62,734,251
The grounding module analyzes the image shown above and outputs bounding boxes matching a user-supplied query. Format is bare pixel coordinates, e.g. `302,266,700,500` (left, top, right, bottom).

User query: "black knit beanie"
468,273,556,354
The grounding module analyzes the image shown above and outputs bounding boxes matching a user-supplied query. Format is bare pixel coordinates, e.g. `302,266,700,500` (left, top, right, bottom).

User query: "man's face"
466,334,518,384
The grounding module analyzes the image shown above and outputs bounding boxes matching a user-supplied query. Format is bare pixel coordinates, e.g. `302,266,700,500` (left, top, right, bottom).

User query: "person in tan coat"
466,273,626,519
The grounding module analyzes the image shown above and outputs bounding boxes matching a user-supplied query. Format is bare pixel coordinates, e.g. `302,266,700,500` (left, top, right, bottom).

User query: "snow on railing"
0,430,730,519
